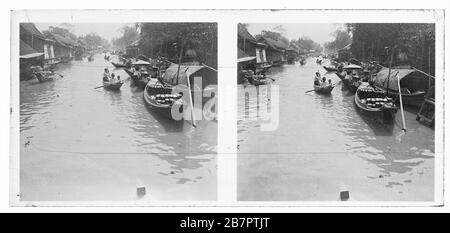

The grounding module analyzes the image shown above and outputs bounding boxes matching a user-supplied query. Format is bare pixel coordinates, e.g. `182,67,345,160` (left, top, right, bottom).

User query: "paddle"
305,89,315,93
94,85,104,89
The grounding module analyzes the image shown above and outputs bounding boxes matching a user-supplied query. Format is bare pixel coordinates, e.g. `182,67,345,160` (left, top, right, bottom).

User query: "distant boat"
248,76,272,86
111,62,127,68
342,76,360,94
323,65,338,72
125,68,151,89
30,66,57,83
271,60,284,67
256,62,272,74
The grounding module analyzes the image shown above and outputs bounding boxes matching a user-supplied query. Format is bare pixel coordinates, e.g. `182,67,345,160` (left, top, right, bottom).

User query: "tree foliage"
112,25,140,50
348,23,435,74
79,33,110,50
290,36,323,53
324,29,352,52
138,23,217,69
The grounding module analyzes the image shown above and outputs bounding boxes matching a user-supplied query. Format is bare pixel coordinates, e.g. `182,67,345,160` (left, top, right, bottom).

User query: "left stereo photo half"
14,22,218,203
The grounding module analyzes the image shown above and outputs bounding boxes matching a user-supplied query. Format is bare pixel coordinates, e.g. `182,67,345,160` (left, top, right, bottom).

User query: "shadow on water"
143,102,185,133
355,108,395,136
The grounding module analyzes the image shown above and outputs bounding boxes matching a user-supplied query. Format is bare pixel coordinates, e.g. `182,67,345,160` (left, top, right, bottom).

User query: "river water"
237,57,435,201
19,54,217,201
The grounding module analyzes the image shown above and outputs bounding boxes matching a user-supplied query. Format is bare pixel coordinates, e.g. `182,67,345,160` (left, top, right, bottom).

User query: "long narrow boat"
103,80,124,91
124,68,150,89
354,82,398,121
323,65,338,72
314,84,335,94
342,78,359,94
143,79,184,120
111,62,127,68
248,76,272,86
256,63,272,74
373,67,431,108
31,67,57,83
271,60,284,67
144,63,217,121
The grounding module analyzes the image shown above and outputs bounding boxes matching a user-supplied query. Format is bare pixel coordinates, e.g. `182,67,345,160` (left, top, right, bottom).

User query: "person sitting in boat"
321,77,327,86
110,73,116,82
314,72,321,85
103,68,111,81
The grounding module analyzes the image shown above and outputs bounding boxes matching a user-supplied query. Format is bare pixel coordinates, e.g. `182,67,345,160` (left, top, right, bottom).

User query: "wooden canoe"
354,83,398,121
103,80,124,90
314,84,335,94
323,65,338,72
143,81,184,121
111,62,127,68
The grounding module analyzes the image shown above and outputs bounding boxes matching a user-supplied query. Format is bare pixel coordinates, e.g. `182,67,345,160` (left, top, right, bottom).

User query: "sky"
35,23,132,41
246,23,345,45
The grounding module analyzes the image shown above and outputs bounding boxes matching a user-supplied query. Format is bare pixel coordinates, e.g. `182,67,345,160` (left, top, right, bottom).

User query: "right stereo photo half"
237,23,435,201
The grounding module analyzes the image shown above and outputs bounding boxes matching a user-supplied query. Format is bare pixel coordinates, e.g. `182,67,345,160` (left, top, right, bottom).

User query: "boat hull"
248,77,272,86
377,87,426,108
314,84,334,94
111,62,127,68
256,64,272,74
103,81,123,90
143,86,183,121
342,78,358,94
323,66,338,72
354,86,398,121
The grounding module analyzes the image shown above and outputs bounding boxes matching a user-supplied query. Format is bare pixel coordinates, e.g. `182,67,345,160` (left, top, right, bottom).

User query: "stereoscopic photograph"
17,22,218,201
237,23,436,201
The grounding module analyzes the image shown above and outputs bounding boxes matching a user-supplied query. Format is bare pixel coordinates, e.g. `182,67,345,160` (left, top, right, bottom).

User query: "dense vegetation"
347,23,435,75
324,29,352,53
138,23,217,69
43,25,110,50
111,25,140,50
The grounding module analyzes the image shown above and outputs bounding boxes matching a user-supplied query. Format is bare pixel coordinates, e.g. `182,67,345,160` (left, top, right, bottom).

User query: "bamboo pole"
386,48,395,96
396,72,407,131
175,42,185,85
411,67,435,79
186,69,196,127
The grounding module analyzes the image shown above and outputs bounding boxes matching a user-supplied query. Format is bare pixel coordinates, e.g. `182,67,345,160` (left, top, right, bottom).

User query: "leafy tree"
138,23,217,69
291,36,323,53
112,25,140,50
79,33,110,50
348,23,435,75
324,29,352,52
